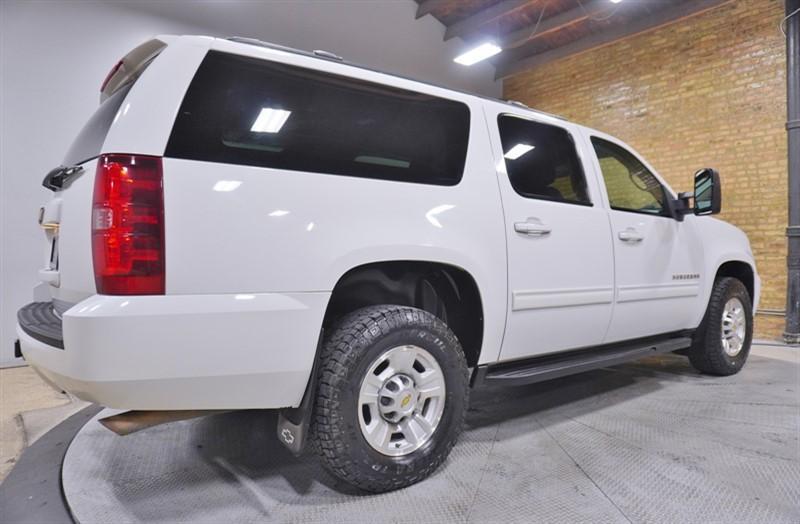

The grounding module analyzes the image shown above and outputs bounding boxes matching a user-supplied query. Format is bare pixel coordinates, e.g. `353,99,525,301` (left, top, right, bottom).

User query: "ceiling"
414,0,731,79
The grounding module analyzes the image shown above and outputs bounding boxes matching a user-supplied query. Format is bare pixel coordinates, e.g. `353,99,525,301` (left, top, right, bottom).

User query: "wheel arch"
715,260,755,305
322,260,485,367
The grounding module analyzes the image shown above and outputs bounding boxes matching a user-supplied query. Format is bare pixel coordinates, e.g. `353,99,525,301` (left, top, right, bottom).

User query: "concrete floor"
60,345,799,523
0,366,81,481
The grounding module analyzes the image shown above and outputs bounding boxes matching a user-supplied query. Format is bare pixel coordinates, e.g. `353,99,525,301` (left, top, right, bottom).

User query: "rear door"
42,83,134,309
38,37,194,311
485,107,615,361
586,134,704,342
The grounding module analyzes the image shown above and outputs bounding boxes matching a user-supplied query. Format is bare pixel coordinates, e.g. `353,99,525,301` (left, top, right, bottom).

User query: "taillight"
92,154,164,295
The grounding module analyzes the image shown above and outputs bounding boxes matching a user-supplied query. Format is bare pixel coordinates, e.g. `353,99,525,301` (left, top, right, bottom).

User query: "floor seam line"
536,417,634,524
464,422,501,524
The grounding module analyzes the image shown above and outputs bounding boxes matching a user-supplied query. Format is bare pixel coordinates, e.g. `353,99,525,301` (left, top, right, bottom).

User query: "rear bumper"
18,302,64,348
17,292,330,410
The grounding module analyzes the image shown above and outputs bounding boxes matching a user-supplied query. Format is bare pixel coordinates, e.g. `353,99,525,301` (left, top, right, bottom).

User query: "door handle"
514,221,552,236
618,228,644,242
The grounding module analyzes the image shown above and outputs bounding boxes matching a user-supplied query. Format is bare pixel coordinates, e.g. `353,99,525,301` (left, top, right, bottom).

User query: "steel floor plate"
62,351,800,523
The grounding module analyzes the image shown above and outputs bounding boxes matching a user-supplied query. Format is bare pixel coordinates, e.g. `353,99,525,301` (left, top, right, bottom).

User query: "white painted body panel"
579,131,706,342
20,35,760,410
482,104,615,360
48,160,97,305
18,292,328,409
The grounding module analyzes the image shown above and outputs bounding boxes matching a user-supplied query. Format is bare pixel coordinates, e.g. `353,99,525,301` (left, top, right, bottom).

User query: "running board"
474,335,692,387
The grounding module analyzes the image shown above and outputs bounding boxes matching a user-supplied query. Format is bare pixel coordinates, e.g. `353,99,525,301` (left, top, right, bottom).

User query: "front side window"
166,51,471,186
591,138,668,216
497,115,590,205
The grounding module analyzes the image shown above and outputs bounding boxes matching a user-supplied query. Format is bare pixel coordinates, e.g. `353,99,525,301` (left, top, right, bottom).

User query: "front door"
486,109,615,361
586,135,704,342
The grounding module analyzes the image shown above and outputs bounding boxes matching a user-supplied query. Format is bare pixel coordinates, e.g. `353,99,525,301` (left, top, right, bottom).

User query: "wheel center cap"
378,374,417,422
400,394,412,408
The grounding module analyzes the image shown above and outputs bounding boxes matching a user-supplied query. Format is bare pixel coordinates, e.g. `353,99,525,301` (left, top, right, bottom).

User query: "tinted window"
166,51,471,186
591,138,668,216
63,84,132,166
497,115,590,205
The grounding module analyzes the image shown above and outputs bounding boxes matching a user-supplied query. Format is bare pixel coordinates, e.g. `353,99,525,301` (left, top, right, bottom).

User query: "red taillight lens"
92,154,164,295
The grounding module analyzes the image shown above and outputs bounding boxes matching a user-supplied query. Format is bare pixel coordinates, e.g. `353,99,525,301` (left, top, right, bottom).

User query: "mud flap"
276,331,322,456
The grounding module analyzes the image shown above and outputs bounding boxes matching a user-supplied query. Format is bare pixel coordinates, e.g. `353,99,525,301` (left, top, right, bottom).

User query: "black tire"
688,277,753,376
312,305,469,493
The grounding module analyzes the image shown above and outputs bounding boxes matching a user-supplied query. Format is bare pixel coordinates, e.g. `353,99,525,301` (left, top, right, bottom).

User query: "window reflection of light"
251,108,291,133
235,294,256,300
213,180,242,192
504,144,535,160
269,209,290,217
425,204,456,228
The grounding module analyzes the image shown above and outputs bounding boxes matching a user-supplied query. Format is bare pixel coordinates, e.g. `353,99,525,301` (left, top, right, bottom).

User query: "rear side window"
497,115,590,205
166,51,471,186
63,84,132,166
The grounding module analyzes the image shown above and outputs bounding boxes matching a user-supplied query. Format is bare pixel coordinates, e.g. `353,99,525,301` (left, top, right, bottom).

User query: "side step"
475,335,692,387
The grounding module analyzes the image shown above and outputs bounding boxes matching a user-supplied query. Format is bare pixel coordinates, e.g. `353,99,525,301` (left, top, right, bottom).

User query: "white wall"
0,0,500,364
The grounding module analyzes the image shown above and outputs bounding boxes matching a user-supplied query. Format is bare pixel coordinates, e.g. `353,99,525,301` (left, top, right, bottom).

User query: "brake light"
92,154,164,295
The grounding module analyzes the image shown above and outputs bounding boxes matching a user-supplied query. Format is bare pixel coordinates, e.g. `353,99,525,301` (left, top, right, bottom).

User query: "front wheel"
688,277,753,376
312,305,469,493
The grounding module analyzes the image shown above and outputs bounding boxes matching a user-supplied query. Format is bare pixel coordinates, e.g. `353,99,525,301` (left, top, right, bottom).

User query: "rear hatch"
38,38,167,315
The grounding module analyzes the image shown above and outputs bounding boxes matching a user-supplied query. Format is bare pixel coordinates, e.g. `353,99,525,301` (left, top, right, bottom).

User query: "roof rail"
223,36,567,122
312,49,344,61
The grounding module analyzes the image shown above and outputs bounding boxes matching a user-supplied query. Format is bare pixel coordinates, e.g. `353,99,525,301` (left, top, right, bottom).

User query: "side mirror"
693,168,721,216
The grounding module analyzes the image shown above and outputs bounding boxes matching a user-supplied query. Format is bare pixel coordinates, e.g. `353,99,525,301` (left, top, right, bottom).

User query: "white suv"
17,35,759,492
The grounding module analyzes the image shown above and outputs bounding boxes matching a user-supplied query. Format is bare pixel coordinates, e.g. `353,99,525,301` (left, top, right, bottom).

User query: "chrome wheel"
358,345,446,457
721,297,746,356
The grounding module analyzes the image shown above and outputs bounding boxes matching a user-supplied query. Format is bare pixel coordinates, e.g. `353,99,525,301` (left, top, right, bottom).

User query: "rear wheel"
312,305,468,493
688,277,753,376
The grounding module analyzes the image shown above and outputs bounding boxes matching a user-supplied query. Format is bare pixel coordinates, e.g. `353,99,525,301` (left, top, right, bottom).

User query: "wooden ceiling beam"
498,0,609,48
447,0,610,46
494,0,731,79
443,0,530,41
415,0,450,20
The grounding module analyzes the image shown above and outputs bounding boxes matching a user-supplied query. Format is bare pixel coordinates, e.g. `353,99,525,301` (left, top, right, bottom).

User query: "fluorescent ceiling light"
504,144,535,160
454,42,502,66
213,180,242,192
610,0,623,4
251,108,291,133
268,209,290,217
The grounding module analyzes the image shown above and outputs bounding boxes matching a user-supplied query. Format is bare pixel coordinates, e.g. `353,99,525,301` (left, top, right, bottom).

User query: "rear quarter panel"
49,36,213,305
161,40,509,364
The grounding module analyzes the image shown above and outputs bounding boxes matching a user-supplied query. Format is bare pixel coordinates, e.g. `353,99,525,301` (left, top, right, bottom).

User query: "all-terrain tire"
688,277,753,376
312,305,469,493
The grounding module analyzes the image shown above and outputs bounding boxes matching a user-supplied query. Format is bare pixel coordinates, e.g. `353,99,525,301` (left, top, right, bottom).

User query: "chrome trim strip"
512,287,614,311
617,283,699,303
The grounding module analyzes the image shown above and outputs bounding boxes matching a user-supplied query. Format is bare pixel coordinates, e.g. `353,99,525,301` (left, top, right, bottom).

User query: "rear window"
497,115,590,205
63,84,132,166
165,51,471,186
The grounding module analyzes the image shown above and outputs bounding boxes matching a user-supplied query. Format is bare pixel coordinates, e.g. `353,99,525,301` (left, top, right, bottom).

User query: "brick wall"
504,0,788,339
